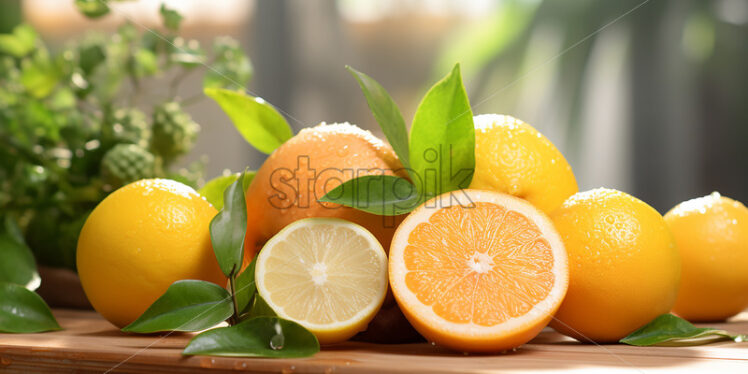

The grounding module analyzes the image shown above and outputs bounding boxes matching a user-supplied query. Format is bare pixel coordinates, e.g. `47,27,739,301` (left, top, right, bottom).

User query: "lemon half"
254,218,388,344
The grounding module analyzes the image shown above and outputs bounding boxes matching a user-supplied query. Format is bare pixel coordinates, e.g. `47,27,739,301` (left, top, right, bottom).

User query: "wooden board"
1,309,748,373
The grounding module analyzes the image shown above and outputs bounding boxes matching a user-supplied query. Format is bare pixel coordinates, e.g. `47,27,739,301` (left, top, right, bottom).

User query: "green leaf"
74,0,110,19
183,317,319,358
122,280,233,333
78,42,106,75
409,63,475,199
133,48,157,77
0,24,37,57
234,258,257,314
245,294,277,319
319,175,420,216
160,4,184,31
170,37,204,67
0,234,40,290
210,171,248,277
205,88,293,154
203,36,253,90
20,53,61,98
0,282,61,333
620,314,748,346
346,66,410,170
3,216,26,245
199,171,255,210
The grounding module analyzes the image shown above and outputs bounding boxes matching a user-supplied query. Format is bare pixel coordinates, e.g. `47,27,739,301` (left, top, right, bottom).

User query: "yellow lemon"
666,192,748,322
77,179,225,328
549,188,680,342
469,114,578,214
254,218,388,344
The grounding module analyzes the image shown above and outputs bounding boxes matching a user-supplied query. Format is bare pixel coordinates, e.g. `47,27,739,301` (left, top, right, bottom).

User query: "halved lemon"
389,189,569,352
254,218,388,344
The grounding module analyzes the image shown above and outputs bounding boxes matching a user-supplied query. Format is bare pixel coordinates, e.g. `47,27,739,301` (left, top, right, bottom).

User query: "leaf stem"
228,272,240,326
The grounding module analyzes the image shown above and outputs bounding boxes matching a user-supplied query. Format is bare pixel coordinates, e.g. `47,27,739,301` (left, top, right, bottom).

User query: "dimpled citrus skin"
666,192,748,322
243,122,405,263
469,114,578,214
549,188,680,343
77,179,225,328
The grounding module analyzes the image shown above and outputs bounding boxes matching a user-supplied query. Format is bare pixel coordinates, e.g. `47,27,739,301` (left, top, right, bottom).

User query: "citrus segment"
255,218,388,344
390,190,568,352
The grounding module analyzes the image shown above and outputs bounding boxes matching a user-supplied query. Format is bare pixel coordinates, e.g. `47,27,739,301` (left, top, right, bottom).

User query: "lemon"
666,192,748,321
254,218,388,344
469,114,578,214
77,179,225,328
549,188,681,342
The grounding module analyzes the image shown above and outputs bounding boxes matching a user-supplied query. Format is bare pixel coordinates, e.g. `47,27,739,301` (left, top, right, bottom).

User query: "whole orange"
549,188,680,343
469,114,578,214
77,179,225,328
243,122,405,263
666,192,748,322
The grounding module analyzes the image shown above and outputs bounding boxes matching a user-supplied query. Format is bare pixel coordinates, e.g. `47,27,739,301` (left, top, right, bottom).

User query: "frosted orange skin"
549,188,680,343
243,123,406,264
666,193,748,322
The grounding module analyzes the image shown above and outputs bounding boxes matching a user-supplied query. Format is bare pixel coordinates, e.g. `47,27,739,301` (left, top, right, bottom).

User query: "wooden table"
1,309,748,373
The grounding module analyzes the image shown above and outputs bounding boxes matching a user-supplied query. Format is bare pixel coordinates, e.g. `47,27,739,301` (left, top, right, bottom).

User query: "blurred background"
3,0,747,214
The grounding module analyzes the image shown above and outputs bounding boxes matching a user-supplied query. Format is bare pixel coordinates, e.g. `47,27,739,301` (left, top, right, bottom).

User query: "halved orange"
389,189,568,352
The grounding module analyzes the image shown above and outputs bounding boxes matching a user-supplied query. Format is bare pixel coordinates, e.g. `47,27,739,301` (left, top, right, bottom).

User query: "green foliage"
0,282,60,333
183,317,319,358
198,171,255,210
160,4,184,31
346,66,410,171
0,233,40,290
321,64,475,214
122,280,233,333
205,88,293,154
151,101,199,161
620,314,748,347
100,143,156,188
409,64,474,198
0,4,253,269
319,175,420,216
209,171,248,277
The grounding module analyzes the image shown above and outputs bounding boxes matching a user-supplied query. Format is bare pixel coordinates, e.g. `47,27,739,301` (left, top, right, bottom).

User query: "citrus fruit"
665,192,748,322
254,218,388,344
549,188,680,342
244,122,405,264
469,114,578,214
77,179,225,328
389,189,569,352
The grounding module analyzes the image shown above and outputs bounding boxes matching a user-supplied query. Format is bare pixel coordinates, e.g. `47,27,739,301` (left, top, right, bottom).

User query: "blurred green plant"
0,2,252,270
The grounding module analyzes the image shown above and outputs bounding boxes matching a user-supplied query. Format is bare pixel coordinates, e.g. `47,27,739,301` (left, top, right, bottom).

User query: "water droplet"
270,322,285,350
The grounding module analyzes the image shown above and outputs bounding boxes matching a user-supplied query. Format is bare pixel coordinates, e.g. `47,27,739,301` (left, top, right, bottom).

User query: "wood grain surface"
1,309,748,373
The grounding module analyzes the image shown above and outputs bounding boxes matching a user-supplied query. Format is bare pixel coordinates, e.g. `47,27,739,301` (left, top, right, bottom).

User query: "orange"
666,192,748,322
549,188,680,342
469,114,578,214
389,189,568,352
243,122,405,263
77,179,225,328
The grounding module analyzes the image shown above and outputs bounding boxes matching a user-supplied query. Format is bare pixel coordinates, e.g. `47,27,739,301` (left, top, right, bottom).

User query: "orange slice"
389,189,568,352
